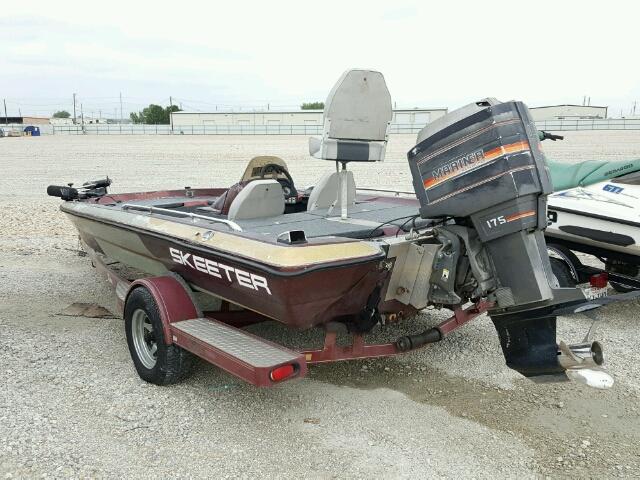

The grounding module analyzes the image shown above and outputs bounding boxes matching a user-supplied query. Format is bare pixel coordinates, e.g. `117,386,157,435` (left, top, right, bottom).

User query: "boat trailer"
548,242,640,293
90,248,492,387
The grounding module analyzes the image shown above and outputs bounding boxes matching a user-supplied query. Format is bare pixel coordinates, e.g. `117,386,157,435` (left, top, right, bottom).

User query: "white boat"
546,156,640,285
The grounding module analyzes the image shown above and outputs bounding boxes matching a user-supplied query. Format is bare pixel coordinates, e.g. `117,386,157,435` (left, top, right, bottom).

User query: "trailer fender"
547,243,581,283
125,276,200,345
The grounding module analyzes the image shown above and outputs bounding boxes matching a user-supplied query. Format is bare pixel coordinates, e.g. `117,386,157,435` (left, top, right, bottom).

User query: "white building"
529,104,608,121
170,108,448,131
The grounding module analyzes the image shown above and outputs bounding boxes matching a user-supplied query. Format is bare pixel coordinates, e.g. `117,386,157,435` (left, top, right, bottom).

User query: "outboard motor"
408,99,553,309
408,99,594,378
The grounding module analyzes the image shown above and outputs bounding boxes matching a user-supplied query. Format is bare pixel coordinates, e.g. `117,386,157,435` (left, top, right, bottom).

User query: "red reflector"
270,364,296,382
590,273,608,289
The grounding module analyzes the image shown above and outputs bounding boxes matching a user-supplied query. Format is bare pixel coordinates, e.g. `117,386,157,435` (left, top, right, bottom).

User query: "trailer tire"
124,287,194,385
550,257,576,288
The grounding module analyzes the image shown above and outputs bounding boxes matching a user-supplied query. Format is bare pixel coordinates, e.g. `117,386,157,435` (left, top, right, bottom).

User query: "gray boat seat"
309,137,387,162
307,170,356,211
309,69,392,163
227,179,285,220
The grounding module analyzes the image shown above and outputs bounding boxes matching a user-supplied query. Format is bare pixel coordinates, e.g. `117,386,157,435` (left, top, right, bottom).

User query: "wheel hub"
131,309,158,369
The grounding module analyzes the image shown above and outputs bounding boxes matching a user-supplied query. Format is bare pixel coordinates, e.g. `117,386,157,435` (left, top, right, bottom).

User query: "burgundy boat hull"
67,212,388,329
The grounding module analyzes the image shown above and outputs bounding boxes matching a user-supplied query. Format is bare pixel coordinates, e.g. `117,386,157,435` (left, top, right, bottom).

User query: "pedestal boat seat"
308,69,393,218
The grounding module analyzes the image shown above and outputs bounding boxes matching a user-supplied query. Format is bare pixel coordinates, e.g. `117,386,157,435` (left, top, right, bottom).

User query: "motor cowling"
408,99,555,310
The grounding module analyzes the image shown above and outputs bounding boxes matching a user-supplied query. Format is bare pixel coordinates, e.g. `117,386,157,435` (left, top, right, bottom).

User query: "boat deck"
117,194,427,240
232,198,426,238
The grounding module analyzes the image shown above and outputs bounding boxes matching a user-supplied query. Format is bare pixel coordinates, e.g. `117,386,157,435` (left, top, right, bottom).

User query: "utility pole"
73,93,77,124
80,103,84,125
3,99,7,125
119,92,123,124
169,96,174,133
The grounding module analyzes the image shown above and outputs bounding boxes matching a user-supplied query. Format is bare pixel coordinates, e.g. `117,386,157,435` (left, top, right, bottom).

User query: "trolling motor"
47,178,111,200
406,99,605,380
539,130,564,141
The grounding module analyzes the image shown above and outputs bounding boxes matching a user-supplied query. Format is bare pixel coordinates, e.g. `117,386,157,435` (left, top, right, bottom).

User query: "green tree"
52,110,71,118
301,102,324,110
130,104,181,124
166,104,180,120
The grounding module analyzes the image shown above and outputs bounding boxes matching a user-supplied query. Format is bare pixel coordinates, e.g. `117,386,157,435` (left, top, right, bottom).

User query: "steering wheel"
259,163,298,202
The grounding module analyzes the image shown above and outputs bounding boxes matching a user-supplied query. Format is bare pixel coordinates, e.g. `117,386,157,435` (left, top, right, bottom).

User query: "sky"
1,0,639,118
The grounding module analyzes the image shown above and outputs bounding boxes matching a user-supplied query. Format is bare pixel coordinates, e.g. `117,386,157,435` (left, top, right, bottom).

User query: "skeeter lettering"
169,247,272,295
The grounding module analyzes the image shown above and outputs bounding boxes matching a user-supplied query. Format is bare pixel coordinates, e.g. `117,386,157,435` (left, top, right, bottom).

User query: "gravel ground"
1,132,640,478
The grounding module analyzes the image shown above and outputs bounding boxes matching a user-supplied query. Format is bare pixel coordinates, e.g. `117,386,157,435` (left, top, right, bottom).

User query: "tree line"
130,104,180,124
51,104,180,124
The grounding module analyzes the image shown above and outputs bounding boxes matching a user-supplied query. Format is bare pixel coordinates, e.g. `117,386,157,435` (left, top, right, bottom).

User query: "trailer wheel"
124,287,193,385
550,257,576,288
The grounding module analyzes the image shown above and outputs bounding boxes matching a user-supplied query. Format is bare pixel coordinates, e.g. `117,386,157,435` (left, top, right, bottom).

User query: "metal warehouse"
529,104,608,121
0,116,50,125
171,108,448,128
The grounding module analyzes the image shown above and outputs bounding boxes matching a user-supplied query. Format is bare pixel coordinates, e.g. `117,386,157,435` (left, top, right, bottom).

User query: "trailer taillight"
270,364,296,382
590,273,608,289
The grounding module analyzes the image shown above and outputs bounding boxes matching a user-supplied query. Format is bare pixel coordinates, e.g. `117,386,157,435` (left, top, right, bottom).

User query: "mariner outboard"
405,98,601,378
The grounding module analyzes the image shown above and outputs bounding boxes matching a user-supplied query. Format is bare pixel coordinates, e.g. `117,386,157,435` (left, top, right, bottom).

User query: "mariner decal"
423,141,530,191
424,149,485,189
169,248,272,295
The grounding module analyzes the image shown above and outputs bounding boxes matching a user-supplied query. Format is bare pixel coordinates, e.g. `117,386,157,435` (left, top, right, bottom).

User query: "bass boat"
47,71,630,387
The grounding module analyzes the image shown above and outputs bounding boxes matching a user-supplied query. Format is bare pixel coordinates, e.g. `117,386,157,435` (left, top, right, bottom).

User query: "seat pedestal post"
338,161,349,220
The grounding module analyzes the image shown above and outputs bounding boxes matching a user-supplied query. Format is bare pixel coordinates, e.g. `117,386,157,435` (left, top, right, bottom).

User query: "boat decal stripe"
61,210,385,277
506,210,536,222
427,165,535,205
416,118,522,166
422,140,531,190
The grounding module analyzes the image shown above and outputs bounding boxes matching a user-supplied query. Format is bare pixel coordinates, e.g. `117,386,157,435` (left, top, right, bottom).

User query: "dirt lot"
1,132,640,478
